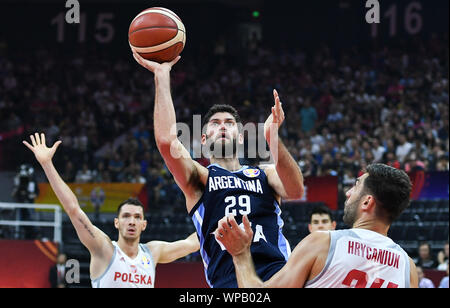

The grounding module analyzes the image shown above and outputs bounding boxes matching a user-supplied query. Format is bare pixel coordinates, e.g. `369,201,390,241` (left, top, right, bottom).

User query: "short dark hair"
117,198,144,216
363,163,412,224
309,204,335,222
418,241,431,250
202,104,242,131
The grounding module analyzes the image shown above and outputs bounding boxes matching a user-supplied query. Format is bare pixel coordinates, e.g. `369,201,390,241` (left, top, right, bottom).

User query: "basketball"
129,7,186,63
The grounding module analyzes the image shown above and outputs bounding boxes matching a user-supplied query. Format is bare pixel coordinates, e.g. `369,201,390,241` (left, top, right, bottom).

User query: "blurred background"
0,0,448,288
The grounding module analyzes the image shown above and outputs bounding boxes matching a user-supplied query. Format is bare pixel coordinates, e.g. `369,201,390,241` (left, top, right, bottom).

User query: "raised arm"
264,90,304,200
146,232,200,264
132,51,207,211
23,133,112,258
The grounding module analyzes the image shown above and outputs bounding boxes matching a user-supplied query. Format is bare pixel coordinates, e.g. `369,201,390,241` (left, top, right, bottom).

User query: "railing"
0,202,62,244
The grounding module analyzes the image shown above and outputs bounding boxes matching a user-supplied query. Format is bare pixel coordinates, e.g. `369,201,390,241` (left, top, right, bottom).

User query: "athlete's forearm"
153,70,178,147
40,161,80,215
272,138,304,199
232,250,264,288
186,232,200,252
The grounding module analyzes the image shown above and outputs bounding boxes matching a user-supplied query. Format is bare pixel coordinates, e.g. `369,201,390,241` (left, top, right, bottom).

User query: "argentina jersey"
189,163,291,288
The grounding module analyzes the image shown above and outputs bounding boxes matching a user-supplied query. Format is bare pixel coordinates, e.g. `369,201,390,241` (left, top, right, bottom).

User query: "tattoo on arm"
78,217,96,238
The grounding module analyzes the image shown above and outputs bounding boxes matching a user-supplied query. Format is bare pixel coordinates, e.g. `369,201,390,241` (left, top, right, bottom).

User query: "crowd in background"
0,34,448,211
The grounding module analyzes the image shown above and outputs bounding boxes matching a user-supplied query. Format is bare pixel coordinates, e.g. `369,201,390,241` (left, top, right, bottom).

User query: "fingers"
217,215,232,236
216,214,252,240
132,49,144,66
227,215,240,231
272,89,285,123
26,133,50,148
30,134,37,147
272,106,278,121
170,55,181,66
22,141,34,151
132,48,149,67
242,215,252,235
52,140,62,151
132,48,179,69
34,132,41,145
272,89,279,120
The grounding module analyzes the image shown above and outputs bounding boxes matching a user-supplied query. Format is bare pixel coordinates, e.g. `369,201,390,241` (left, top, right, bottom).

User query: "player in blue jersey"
133,51,304,287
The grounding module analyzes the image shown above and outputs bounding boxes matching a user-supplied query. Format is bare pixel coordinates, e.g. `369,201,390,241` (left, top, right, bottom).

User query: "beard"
343,198,359,227
207,136,238,158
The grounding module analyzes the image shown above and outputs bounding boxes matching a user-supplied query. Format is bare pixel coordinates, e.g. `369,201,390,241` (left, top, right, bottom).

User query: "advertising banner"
301,176,338,210
35,183,148,213
410,171,449,200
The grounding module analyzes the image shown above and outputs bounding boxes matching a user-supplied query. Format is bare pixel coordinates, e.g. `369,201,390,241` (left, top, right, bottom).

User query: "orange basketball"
129,7,186,63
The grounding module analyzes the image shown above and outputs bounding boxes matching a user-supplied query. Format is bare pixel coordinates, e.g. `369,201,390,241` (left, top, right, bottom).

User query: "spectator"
438,262,449,288
396,134,413,164
371,138,386,163
75,163,93,183
49,253,68,288
417,266,435,288
437,241,449,271
91,161,110,183
385,152,401,169
308,204,336,233
108,153,124,181
414,242,438,269
61,161,76,183
299,98,317,133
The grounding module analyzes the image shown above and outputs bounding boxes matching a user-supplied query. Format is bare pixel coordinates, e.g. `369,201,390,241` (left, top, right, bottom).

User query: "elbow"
155,137,172,148
288,191,303,200
66,204,81,218
155,137,174,154
287,184,304,200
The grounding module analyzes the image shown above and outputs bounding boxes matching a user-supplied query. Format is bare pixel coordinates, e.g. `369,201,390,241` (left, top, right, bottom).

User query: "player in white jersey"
23,133,199,288
215,163,419,288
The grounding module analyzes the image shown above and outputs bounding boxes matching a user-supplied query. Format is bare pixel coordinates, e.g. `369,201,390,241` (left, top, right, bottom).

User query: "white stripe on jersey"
305,229,410,288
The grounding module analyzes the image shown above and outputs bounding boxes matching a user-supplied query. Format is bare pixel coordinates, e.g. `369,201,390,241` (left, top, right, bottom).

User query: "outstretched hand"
264,89,285,144
23,133,62,165
215,214,253,257
131,48,181,74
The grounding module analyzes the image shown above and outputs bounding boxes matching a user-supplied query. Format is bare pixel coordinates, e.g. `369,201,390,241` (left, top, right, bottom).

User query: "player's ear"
238,132,244,145
201,133,207,145
361,195,375,212
114,217,119,230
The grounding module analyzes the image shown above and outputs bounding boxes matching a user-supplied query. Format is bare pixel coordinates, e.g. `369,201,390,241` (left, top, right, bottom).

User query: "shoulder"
144,241,163,263
296,231,330,254
259,164,275,172
259,164,277,180
309,230,331,244
288,231,330,273
145,241,161,254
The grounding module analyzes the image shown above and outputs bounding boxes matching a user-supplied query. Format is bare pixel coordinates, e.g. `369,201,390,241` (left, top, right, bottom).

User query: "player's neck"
210,157,242,172
352,218,389,237
117,236,140,259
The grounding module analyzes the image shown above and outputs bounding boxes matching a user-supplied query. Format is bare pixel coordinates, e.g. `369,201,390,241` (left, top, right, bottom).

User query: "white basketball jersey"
305,229,410,288
91,241,156,288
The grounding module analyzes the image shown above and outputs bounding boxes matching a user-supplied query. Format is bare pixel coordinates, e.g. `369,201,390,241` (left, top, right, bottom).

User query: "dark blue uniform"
189,164,291,288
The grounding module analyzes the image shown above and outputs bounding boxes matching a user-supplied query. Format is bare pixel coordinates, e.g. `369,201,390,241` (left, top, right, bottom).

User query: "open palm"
23,133,62,165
